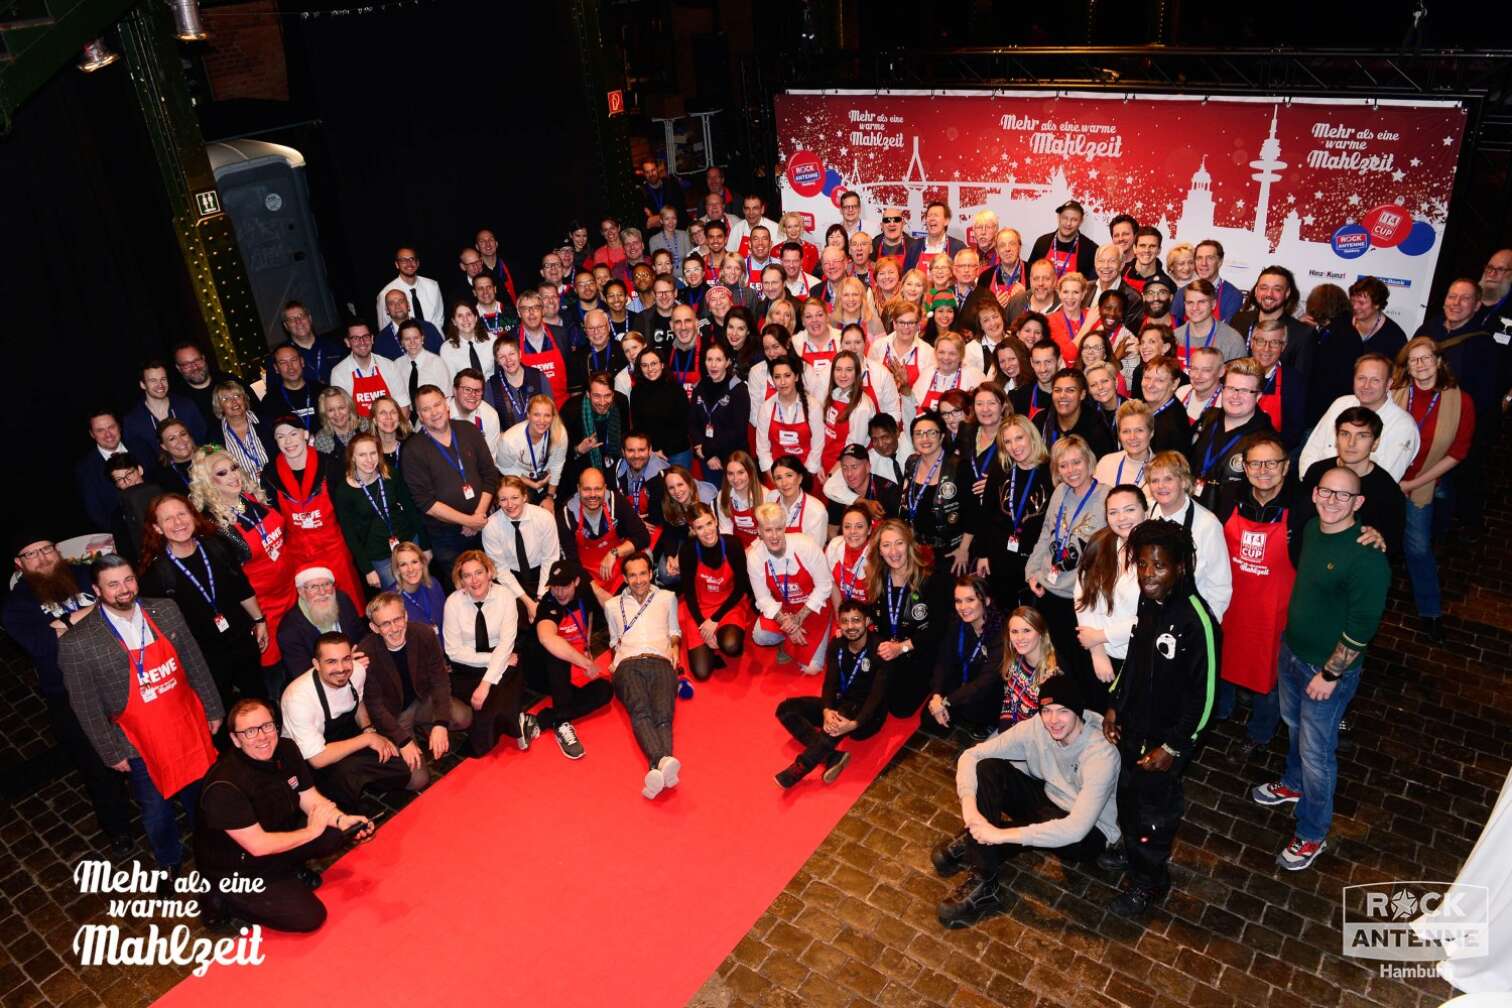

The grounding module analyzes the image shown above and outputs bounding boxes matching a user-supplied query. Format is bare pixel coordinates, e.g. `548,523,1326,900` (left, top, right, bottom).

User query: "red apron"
678,546,755,640
834,544,869,604
348,366,393,417
521,328,569,406
669,339,701,397
883,342,922,388
727,497,758,548
859,368,881,413
232,502,297,667
767,399,811,463
801,337,838,378
781,494,809,536
821,402,849,473
917,370,962,414
110,610,217,797
758,556,832,667
1258,367,1284,431
575,504,626,592
275,456,365,611
1220,508,1295,693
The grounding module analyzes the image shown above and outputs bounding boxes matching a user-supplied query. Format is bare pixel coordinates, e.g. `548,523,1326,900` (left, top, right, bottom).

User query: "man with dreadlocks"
1099,518,1219,919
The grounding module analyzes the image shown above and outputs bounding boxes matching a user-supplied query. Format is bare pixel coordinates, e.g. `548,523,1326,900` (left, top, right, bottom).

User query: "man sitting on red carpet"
606,552,683,799
773,599,888,789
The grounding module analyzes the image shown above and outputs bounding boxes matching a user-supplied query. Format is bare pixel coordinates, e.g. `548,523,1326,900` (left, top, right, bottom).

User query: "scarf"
1390,384,1462,506
581,393,622,471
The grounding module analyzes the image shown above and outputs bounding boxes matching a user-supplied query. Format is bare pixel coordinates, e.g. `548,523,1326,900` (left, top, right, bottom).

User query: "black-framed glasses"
1243,459,1285,472
1315,487,1358,503
233,721,277,741
882,216,903,223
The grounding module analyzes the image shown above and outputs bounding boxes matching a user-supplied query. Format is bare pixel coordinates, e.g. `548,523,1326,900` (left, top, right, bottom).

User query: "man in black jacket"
773,600,888,788
1100,519,1219,918
561,373,629,494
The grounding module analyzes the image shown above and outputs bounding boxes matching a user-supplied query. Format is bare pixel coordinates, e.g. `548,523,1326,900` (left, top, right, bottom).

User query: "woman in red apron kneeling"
1217,432,1296,763
678,505,755,680
746,502,834,674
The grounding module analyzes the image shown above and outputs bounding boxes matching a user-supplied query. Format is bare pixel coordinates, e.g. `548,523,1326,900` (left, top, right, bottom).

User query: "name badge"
462,482,476,501
213,612,230,633
1005,535,1019,553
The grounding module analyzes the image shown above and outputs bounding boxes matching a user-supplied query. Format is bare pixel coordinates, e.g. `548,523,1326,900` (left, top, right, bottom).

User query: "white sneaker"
642,767,665,799
658,755,681,789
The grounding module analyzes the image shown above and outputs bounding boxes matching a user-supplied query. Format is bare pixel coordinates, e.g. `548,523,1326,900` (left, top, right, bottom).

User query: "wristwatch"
1319,668,1341,683
1160,743,1182,759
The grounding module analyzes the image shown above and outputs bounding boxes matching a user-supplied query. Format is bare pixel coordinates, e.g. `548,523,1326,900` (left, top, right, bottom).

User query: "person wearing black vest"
278,632,422,807
773,600,889,788
196,697,374,933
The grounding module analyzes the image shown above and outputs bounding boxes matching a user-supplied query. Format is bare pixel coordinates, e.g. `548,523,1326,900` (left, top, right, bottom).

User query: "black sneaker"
937,872,1000,927
1096,844,1129,873
967,725,992,742
1109,884,1166,918
821,750,850,784
297,868,323,890
931,831,971,877
1423,617,1445,643
775,760,813,789
554,721,585,760
1229,738,1265,765
517,712,541,751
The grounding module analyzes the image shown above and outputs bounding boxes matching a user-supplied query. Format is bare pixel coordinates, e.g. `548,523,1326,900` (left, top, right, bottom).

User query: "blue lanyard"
838,646,864,693
884,580,907,635
401,586,434,624
1200,429,1244,478
699,392,728,423
168,541,218,610
1007,466,1038,532
236,499,273,545
497,374,527,419
425,428,467,482
359,477,394,535
958,623,986,685
1053,478,1099,549
839,546,866,599
1116,455,1146,487
102,607,150,684
905,453,943,521
765,557,792,603
1183,319,1217,361
971,441,997,481
525,430,548,477
224,420,264,468
674,345,698,380
280,385,313,428
567,601,589,642
1407,385,1442,431
589,345,611,372
619,589,656,636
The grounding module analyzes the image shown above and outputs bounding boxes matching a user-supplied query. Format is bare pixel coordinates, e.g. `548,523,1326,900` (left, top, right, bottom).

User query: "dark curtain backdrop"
0,1,600,538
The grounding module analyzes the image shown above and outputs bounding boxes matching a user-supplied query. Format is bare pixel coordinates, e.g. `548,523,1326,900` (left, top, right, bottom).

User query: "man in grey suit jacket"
59,555,224,880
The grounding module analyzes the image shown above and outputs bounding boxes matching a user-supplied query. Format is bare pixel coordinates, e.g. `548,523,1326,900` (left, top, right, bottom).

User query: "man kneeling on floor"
933,674,1120,927
606,551,683,798
196,698,374,932
773,599,888,789
280,632,426,807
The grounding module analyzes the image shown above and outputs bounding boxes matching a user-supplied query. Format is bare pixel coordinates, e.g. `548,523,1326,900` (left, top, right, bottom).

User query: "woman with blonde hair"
392,541,444,636
212,379,272,478
866,517,953,716
974,415,1052,606
331,432,428,589
497,393,568,507
998,605,1060,730
912,331,987,416
1165,242,1196,288
367,394,412,470
1025,434,1107,681
312,386,368,458
832,275,884,340
189,445,296,669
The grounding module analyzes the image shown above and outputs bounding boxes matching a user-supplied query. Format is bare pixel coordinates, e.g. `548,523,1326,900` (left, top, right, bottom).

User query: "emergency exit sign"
607,90,624,116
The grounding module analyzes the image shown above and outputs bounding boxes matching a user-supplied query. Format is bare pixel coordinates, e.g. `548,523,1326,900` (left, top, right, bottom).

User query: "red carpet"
156,644,916,1007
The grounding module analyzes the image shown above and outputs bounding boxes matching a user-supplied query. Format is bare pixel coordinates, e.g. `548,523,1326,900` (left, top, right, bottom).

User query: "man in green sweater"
1251,466,1389,870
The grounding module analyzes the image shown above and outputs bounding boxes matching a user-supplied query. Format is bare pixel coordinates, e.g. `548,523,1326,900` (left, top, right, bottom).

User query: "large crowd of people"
6,160,1511,933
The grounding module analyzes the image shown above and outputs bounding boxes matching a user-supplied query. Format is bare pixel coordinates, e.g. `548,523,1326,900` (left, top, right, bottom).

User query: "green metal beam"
569,0,639,226
0,0,136,131
117,0,264,376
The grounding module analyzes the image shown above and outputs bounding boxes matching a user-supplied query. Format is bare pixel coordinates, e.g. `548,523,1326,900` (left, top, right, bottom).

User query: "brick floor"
3,417,1510,1008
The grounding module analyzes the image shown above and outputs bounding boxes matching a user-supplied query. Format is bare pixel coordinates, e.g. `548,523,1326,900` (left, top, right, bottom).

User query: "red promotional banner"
775,90,1467,332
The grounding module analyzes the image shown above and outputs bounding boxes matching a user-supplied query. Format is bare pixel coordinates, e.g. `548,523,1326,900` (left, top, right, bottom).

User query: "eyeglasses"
1407,355,1437,366
1315,487,1358,503
895,319,919,327
914,428,942,439
396,256,418,264
1223,385,1259,396
18,544,57,561
1251,337,1285,348
233,721,277,741
882,216,903,224
1243,459,1285,472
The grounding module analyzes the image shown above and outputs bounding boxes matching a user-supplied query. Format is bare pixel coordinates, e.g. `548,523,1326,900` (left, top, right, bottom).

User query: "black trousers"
450,662,527,757
209,827,348,933
613,656,677,769
964,759,1107,877
45,693,132,840
528,658,613,730
312,745,416,808
1116,739,1188,894
880,651,930,718
776,696,885,768
921,680,1004,735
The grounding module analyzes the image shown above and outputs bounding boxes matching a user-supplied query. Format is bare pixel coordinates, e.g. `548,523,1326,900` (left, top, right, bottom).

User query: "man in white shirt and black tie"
396,320,449,414
376,247,445,332
606,552,682,799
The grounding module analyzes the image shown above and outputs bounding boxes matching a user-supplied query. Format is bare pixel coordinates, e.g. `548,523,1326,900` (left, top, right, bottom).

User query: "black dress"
973,462,1053,609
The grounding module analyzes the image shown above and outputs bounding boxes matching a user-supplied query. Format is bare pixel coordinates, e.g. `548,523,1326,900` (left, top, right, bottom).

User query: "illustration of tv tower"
1249,106,1287,248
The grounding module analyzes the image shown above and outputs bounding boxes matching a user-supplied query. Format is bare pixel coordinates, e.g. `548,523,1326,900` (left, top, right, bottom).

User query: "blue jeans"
1277,641,1361,843
1403,489,1445,617
371,558,396,591
1216,680,1281,744
127,758,202,868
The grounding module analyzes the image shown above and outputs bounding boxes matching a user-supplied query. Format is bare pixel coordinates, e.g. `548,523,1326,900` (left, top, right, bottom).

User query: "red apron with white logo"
111,611,217,797
758,557,832,668
232,502,297,667
833,544,869,604
275,456,365,611
678,548,755,641
859,367,882,413
883,343,922,388
767,399,811,464
348,367,392,417
917,371,961,414
521,328,569,406
728,499,758,548
575,508,626,592
1220,508,1295,693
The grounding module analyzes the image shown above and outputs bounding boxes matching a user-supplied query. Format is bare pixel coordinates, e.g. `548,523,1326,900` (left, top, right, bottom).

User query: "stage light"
171,0,208,41
78,38,120,73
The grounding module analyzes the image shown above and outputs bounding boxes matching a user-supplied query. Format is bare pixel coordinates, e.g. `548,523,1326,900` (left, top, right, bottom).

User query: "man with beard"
1229,266,1312,375
59,555,222,884
634,275,680,352
172,340,260,426
276,566,364,686
1136,275,1175,335
4,533,133,855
